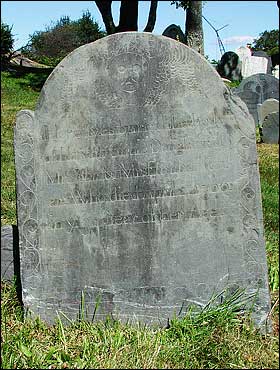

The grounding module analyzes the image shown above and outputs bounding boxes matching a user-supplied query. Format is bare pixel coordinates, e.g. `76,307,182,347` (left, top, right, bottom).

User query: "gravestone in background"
14,32,271,328
258,98,279,127
162,24,185,43
1,225,15,281
233,73,279,125
262,111,279,144
252,50,272,74
216,51,242,82
236,45,251,60
242,56,268,78
236,46,251,77
236,46,268,78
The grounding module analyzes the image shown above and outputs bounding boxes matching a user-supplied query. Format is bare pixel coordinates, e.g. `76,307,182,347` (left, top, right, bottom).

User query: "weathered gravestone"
162,24,185,43
1,225,22,303
252,50,273,75
236,46,251,60
216,51,242,82
244,56,268,78
262,111,279,144
233,73,279,125
14,32,271,328
236,46,268,78
236,46,251,77
1,225,15,281
258,98,279,127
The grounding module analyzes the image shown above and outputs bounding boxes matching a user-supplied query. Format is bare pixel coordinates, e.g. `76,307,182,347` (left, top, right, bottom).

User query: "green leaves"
251,29,279,55
1,21,14,69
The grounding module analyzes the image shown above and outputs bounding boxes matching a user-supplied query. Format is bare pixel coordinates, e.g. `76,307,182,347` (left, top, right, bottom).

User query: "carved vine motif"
237,133,265,287
15,110,40,275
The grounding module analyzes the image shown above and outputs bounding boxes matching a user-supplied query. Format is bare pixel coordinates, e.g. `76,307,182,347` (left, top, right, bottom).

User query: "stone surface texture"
233,73,279,125
258,98,279,127
262,111,279,144
1,225,15,281
14,32,271,327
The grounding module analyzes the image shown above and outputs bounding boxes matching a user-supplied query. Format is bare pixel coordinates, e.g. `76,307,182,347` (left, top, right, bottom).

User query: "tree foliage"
21,11,106,66
251,29,279,56
1,21,14,70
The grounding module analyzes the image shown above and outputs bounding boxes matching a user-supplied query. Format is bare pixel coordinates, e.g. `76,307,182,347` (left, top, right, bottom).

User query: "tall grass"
1,281,279,369
1,71,279,369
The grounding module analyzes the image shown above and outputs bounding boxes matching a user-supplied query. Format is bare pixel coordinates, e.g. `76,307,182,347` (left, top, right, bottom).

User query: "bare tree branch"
95,1,116,34
143,1,158,32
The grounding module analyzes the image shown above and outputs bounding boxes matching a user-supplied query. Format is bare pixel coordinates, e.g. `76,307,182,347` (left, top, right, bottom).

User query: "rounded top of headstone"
218,51,240,68
35,32,229,119
258,98,279,126
162,24,185,43
236,73,279,95
261,97,279,106
216,51,242,82
232,72,279,124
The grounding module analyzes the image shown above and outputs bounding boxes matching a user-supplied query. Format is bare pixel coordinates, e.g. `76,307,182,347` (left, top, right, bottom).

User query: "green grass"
1,71,279,369
1,282,279,369
257,144,279,297
1,71,40,225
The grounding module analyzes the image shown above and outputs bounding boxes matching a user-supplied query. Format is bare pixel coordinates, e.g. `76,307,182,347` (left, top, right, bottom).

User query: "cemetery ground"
1,71,279,369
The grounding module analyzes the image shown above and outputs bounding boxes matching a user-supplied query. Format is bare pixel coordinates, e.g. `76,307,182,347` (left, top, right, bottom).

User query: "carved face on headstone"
108,52,148,95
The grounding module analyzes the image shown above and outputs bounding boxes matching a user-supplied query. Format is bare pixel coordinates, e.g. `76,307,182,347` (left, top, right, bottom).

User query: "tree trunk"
185,1,204,55
95,1,116,34
143,1,158,32
116,1,138,32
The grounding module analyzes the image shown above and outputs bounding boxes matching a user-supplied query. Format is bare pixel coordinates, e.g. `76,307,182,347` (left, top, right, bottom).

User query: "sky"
1,1,279,61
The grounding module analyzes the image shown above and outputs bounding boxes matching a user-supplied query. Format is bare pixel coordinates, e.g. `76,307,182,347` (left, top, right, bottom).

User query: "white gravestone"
236,46,268,78
258,98,279,127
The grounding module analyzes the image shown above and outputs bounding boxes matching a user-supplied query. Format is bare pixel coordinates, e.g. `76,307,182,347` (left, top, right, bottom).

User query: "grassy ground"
1,71,279,368
1,72,40,225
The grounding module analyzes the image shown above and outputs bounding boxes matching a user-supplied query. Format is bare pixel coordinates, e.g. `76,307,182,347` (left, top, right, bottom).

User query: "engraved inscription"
14,32,270,327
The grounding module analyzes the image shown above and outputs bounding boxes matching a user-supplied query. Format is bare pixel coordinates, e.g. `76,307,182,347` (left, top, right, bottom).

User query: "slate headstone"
258,98,279,127
1,225,15,281
14,32,271,328
262,111,279,144
216,51,242,82
162,24,185,43
1,224,21,287
233,73,279,125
